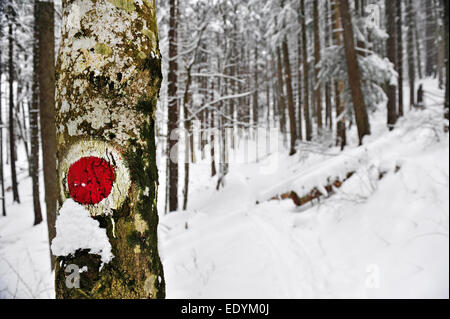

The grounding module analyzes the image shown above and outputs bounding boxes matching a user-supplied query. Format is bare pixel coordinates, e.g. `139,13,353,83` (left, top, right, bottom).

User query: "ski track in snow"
0,79,448,299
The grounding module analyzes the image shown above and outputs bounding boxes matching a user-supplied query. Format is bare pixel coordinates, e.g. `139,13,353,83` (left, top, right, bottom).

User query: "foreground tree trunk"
338,0,371,144
38,1,57,269
54,0,165,299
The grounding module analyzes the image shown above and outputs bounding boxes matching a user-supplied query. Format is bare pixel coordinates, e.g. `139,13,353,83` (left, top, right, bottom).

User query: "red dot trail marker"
67,156,115,205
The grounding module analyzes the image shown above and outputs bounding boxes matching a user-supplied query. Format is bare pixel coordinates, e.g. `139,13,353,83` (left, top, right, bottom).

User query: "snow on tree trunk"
53,0,165,299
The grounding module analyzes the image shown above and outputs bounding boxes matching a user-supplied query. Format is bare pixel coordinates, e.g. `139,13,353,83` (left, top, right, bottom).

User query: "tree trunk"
443,0,449,119
253,46,259,127
333,0,346,150
38,1,57,269
0,20,5,216
282,38,297,155
414,18,423,80
31,0,43,226
385,0,398,130
407,0,416,109
54,0,165,299
338,0,371,144
301,0,312,141
325,0,332,130
313,0,323,133
296,25,303,140
425,0,437,77
276,47,287,136
8,10,20,204
397,0,404,117
168,0,179,212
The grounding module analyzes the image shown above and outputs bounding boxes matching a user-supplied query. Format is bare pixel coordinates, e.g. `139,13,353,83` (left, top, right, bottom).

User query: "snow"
0,79,448,299
51,199,113,265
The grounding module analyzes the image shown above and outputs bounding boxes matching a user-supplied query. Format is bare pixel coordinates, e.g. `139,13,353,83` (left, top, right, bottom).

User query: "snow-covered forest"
0,0,448,299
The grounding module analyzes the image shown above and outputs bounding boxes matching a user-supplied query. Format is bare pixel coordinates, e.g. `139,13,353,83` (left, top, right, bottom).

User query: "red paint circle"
67,156,115,205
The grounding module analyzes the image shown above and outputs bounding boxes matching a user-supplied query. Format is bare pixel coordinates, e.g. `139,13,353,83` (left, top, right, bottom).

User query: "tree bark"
300,0,312,141
425,0,437,77
332,0,346,150
276,46,287,136
313,0,323,132
8,7,20,204
296,23,303,140
0,19,5,216
31,0,43,226
397,0,404,117
168,0,179,212
38,1,58,269
282,38,297,155
54,0,165,299
338,0,371,144
443,0,449,119
385,0,398,130
407,0,416,109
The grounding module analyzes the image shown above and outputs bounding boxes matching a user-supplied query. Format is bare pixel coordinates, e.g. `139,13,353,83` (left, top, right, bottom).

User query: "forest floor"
0,79,448,298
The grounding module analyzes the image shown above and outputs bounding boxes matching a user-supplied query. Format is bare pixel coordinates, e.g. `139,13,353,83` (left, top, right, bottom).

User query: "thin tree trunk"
338,0,371,144
301,0,312,141
407,0,416,109
0,20,5,216
276,47,287,136
8,11,20,203
54,0,165,298
38,1,57,269
414,18,423,80
397,0,404,117
282,38,297,155
443,0,449,119
425,0,437,77
253,46,259,127
325,0,332,130
333,0,346,150
168,0,179,212
296,26,303,140
313,0,323,133
385,0,398,130
210,81,216,177
31,0,43,226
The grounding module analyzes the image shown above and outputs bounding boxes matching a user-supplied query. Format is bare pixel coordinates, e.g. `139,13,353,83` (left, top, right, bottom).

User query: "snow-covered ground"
0,79,448,298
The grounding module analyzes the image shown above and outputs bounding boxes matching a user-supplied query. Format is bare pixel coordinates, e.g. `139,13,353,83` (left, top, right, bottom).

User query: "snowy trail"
160,92,449,298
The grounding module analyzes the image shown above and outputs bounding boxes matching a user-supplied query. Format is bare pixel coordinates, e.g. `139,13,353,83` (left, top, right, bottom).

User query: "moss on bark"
55,0,165,299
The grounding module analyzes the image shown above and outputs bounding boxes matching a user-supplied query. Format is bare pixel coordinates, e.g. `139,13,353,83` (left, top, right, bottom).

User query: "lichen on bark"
55,0,165,299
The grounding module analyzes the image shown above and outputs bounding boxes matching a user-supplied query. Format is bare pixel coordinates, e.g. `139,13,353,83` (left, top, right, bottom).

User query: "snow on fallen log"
257,133,403,206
